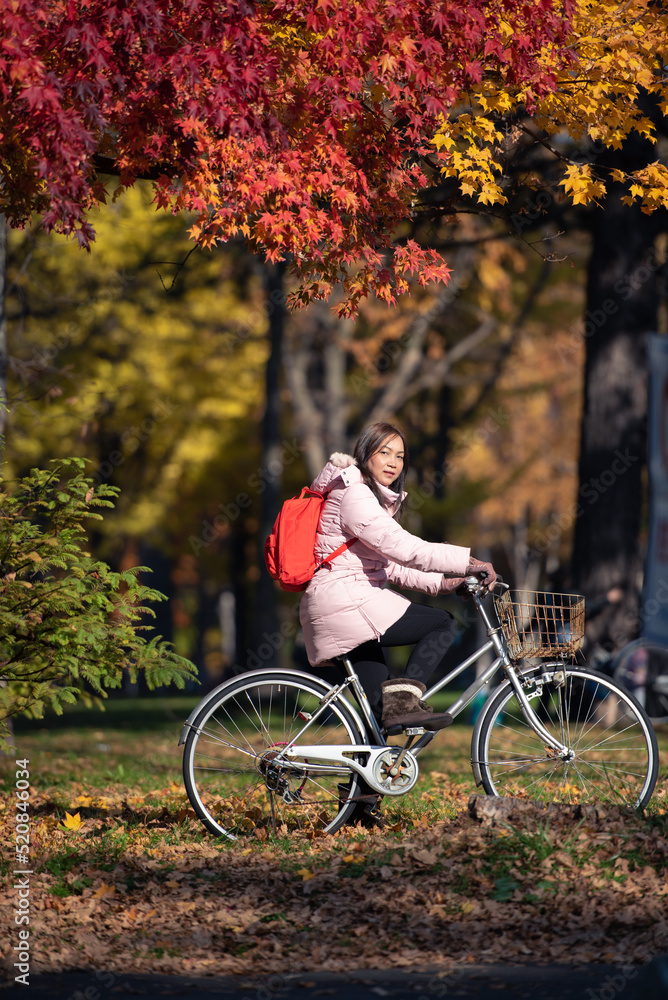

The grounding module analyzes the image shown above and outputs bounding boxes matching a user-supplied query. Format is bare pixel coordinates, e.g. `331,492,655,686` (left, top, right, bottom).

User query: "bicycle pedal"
404,727,426,736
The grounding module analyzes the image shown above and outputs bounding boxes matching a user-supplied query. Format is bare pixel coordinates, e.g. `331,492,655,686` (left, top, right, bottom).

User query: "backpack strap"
317,537,357,571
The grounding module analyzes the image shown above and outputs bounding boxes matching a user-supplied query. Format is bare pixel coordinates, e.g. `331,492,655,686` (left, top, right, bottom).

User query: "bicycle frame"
265,580,572,793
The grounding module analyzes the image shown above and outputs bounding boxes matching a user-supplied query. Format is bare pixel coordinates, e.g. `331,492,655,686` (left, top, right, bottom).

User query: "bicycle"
611,638,668,726
179,578,659,840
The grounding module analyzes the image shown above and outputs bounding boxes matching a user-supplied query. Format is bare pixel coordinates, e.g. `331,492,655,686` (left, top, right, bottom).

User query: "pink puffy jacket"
299,454,470,665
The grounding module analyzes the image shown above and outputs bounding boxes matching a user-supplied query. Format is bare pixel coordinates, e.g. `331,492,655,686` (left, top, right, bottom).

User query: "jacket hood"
328,452,355,469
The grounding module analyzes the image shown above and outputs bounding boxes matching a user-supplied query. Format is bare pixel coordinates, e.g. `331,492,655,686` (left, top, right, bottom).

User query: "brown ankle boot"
380,679,453,731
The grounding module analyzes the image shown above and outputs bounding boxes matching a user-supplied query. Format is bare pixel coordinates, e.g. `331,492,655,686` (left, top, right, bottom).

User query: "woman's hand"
466,557,497,590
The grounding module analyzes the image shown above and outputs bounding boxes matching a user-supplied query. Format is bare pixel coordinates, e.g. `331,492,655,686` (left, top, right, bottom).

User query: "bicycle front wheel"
476,664,658,809
612,640,668,725
182,670,366,839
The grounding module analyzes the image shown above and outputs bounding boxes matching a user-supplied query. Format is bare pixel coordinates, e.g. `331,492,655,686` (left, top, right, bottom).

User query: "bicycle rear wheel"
476,664,658,809
612,640,668,725
182,670,366,839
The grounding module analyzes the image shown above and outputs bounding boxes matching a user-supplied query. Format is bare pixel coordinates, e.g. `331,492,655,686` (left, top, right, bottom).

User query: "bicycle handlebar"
462,574,509,597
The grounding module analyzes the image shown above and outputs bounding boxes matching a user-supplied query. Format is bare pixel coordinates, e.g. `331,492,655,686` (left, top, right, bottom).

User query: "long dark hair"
353,422,408,520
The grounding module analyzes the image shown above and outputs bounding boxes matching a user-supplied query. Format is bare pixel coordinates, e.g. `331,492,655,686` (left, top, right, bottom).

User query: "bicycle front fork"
508,664,571,754
470,591,571,759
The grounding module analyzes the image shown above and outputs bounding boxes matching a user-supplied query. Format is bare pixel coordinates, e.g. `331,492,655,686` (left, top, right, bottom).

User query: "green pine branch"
0,458,198,749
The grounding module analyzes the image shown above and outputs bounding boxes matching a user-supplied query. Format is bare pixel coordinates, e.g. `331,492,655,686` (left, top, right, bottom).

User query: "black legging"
346,604,457,719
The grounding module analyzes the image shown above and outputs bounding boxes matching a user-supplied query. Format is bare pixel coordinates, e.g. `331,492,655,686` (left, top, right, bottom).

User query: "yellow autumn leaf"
431,1,668,216
342,854,358,863
296,867,315,881
61,811,83,831
433,132,455,151
164,880,181,889
559,163,607,206
496,18,513,40
92,882,115,898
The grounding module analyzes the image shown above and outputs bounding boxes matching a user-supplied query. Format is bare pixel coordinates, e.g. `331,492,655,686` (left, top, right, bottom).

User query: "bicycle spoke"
183,673,364,839
192,728,259,758
210,700,261,757
479,665,657,809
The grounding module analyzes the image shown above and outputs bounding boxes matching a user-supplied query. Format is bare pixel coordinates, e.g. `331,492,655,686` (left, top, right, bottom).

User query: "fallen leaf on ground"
91,882,115,899
61,811,83,831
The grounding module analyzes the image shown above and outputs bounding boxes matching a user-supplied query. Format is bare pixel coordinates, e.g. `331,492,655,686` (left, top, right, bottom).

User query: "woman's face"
367,434,405,487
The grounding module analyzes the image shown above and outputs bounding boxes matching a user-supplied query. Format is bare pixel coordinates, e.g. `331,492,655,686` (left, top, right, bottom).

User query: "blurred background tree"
5,186,270,684
5,187,591,685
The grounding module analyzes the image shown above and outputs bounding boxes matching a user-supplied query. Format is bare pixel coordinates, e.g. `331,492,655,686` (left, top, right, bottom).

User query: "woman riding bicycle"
299,421,497,732
181,427,658,837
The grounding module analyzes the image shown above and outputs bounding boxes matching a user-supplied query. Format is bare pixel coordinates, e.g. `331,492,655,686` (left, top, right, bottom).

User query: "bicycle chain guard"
281,743,420,796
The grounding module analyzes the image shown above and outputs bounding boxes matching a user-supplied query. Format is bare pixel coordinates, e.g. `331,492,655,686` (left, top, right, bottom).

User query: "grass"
4,695,200,792
4,691,668,817
3,689,479,831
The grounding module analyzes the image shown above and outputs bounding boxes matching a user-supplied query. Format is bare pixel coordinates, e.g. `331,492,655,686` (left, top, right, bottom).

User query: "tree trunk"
0,215,12,751
0,215,7,450
251,261,285,671
226,520,251,678
572,137,662,651
283,303,351,479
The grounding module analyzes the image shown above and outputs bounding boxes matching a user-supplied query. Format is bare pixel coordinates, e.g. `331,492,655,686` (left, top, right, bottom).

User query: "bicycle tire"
476,664,658,809
612,640,668,725
182,670,366,839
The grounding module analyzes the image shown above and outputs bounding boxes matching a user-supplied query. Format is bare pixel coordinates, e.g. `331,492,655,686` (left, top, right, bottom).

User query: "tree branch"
371,316,497,421
364,252,476,425
283,334,327,478
460,257,551,422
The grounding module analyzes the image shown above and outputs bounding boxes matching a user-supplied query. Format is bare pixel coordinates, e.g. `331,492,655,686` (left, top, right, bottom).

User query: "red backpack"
264,487,356,592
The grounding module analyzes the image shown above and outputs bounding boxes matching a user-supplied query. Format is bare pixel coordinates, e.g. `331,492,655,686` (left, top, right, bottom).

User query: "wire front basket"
493,590,585,658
